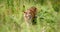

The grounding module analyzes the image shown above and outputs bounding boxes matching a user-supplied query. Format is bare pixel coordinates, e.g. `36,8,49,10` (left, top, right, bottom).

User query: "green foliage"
0,0,60,32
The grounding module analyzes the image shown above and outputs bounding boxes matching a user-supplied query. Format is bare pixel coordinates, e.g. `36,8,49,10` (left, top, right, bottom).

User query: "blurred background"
0,0,60,32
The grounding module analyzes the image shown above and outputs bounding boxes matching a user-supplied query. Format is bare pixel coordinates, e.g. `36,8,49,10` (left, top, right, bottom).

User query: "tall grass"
0,0,60,32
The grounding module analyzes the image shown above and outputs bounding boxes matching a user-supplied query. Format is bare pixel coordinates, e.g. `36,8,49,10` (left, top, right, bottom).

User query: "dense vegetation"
0,0,60,32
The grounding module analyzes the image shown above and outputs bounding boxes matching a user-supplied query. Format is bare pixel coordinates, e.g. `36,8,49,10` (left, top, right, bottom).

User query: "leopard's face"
24,6,37,25
24,11,32,20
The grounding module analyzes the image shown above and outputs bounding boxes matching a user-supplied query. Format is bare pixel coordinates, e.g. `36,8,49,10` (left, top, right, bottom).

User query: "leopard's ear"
24,12,27,14
24,12,26,13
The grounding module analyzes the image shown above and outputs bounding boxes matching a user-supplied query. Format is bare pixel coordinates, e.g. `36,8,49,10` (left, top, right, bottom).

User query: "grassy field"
0,0,60,32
